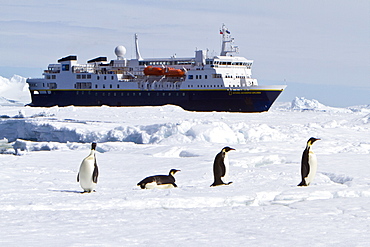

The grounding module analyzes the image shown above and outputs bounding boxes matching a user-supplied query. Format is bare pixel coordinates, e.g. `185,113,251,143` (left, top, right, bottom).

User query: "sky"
0,0,369,107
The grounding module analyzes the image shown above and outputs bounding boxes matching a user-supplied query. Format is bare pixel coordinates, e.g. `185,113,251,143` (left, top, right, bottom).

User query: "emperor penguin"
137,169,180,189
211,147,235,187
77,142,99,193
298,137,320,186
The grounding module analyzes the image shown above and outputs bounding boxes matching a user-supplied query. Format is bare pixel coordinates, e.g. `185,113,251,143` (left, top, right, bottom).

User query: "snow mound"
290,97,351,113
0,75,31,104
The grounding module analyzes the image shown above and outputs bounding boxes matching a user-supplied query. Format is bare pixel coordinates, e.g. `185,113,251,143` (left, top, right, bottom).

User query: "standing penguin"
298,137,320,186
77,142,99,193
211,147,235,187
137,169,181,189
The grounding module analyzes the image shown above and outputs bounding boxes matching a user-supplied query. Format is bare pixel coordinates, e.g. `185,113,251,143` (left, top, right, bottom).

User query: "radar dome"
115,45,126,58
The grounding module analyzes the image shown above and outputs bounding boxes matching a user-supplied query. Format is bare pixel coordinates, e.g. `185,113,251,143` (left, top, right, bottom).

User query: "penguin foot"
297,181,307,186
210,181,233,187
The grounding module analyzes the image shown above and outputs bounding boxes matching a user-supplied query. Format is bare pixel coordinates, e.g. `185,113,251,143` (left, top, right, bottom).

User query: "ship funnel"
135,33,143,60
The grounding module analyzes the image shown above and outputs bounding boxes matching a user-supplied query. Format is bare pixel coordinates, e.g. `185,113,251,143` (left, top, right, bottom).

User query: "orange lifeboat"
143,66,164,76
163,67,185,77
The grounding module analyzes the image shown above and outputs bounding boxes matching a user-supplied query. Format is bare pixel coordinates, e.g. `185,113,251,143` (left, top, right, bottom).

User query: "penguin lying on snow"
77,142,99,193
211,147,235,187
298,137,320,186
137,169,181,189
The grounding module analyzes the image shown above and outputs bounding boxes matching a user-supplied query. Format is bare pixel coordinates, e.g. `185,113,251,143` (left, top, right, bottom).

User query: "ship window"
87,75,91,79
117,84,120,88
82,75,87,79
110,84,112,88
75,82,92,89
195,75,198,79
111,76,114,80
77,75,81,79
52,75,56,79
188,75,193,79
97,76,100,80
205,75,207,79
62,64,69,71
95,85,98,88
103,85,105,88
199,75,202,79
104,76,106,80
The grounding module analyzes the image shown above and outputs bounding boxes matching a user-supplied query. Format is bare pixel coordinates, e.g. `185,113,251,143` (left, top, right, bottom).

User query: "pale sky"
1,0,369,106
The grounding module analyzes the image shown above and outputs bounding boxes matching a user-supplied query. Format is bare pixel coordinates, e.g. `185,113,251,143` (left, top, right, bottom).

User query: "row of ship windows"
206,61,252,66
45,74,115,80
77,74,115,80
137,60,252,66
74,91,187,97
74,83,181,89
187,85,223,88
187,84,241,88
139,61,193,66
188,74,248,79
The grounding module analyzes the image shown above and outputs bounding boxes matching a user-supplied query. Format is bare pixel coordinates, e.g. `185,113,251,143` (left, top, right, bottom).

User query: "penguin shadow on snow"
49,189,88,194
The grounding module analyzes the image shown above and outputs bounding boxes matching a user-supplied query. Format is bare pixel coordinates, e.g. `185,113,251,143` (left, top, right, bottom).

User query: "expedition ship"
26,25,286,112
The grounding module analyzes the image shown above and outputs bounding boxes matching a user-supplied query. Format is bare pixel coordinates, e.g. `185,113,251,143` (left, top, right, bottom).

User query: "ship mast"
220,24,239,56
135,33,143,60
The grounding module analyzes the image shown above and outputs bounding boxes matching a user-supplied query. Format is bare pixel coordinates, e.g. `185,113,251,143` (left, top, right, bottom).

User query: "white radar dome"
115,45,126,58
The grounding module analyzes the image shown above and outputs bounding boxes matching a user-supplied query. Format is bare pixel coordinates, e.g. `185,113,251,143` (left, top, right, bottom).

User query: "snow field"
1,89,370,245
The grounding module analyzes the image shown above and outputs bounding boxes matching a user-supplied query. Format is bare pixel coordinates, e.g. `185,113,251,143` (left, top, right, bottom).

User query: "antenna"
135,34,143,60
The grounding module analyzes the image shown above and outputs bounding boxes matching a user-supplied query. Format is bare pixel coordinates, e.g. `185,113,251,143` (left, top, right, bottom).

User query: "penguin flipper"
137,176,155,189
299,149,310,186
92,162,99,183
215,153,226,177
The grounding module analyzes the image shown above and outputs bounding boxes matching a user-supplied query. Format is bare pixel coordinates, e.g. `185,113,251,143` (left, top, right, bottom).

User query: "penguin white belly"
144,182,175,189
305,152,318,185
222,154,230,183
79,157,96,192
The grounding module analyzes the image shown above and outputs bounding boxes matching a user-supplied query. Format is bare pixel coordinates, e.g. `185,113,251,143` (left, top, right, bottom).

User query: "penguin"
77,142,99,193
298,137,320,186
211,147,235,187
137,169,180,189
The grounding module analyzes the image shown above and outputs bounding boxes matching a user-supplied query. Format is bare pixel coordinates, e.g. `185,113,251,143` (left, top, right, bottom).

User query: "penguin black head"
169,169,181,176
91,142,97,150
307,137,320,146
222,147,235,153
